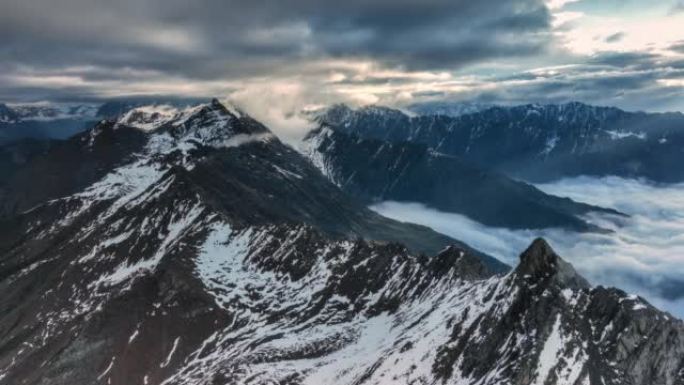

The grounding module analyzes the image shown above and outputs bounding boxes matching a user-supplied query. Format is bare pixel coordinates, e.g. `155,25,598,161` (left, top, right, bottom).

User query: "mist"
370,176,684,317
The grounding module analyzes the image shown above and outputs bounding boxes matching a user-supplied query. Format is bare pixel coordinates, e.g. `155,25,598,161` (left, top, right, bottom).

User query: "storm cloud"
0,0,550,90
0,0,683,114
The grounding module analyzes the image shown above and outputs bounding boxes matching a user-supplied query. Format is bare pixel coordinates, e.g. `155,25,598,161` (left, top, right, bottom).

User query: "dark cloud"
0,0,551,81
588,51,658,69
671,0,684,14
424,54,684,113
0,0,682,114
669,41,684,54
604,32,625,43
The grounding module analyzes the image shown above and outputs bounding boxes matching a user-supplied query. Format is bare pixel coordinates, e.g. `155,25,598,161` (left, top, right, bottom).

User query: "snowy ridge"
298,126,340,185
4,102,98,122
1,102,684,385
101,99,275,165
117,104,183,131
311,102,684,183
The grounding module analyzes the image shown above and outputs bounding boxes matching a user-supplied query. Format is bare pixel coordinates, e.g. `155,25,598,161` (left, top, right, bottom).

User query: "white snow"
74,159,164,217
128,328,140,344
6,102,98,122
96,357,116,381
606,130,646,140
298,127,338,184
541,135,559,156
165,229,526,385
90,202,204,288
117,104,180,131
160,337,180,368
533,314,563,385
195,223,334,312
272,164,303,179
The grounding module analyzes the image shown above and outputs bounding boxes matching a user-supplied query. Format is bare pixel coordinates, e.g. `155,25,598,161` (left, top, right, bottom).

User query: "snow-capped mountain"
8,102,98,121
1,99,683,385
300,126,622,231
0,102,99,145
0,104,19,124
0,99,483,257
408,101,494,117
95,98,207,120
316,103,684,183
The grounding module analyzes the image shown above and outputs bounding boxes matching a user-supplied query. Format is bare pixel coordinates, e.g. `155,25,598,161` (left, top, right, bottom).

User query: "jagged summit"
428,245,491,280
105,99,274,155
516,237,591,289
115,99,256,133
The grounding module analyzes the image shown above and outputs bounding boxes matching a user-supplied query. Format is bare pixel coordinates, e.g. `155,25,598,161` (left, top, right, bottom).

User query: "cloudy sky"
1,0,684,112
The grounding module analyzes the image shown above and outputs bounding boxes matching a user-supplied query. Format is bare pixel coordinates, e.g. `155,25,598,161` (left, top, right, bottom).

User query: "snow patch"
160,337,180,368
97,357,116,381
117,104,180,131
533,314,563,385
606,130,646,140
90,202,204,288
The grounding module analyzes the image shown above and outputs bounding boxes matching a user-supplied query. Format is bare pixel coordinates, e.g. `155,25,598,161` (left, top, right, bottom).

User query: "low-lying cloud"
371,176,684,317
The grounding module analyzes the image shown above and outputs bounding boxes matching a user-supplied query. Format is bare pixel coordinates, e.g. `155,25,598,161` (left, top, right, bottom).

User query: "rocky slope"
0,100,682,385
0,100,493,262
317,103,684,183
300,126,622,231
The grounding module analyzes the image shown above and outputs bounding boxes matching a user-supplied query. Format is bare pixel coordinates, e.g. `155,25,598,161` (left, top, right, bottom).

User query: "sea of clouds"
370,176,684,317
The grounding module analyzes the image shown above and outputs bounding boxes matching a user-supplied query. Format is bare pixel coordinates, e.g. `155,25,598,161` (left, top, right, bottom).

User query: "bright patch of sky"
554,0,684,55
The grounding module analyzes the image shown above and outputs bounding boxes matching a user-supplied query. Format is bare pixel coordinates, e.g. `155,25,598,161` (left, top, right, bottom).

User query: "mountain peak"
515,238,590,289
209,97,222,107
429,245,491,280
210,98,245,119
115,99,264,139
0,103,20,123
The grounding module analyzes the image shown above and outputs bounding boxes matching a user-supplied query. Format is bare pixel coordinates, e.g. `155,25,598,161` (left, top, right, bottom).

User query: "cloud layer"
371,176,684,317
1,0,683,114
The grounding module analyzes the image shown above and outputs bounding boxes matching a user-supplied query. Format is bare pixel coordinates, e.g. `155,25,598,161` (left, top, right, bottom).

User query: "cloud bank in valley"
371,176,684,317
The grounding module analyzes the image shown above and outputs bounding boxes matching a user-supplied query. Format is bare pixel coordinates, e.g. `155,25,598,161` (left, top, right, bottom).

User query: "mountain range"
317,103,684,183
300,125,622,231
407,101,494,117
0,100,683,384
0,102,99,145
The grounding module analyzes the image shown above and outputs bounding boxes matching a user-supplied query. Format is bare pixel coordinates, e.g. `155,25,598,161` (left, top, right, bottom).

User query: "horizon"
3,98,684,115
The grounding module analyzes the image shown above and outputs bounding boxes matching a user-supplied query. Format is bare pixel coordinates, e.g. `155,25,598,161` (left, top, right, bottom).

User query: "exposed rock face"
300,126,622,231
0,121,148,218
315,103,684,183
0,100,682,385
515,238,590,289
